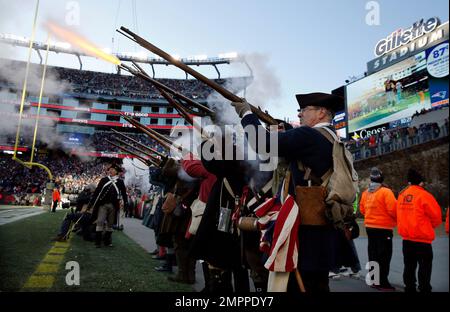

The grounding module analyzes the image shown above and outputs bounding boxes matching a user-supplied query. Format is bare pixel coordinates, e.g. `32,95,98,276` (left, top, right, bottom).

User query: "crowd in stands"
90,131,168,155
0,135,25,146
0,130,169,205
411,106,444,118
0,59,249,100
347,118,449,161
0,131,169,156
0,154,106,205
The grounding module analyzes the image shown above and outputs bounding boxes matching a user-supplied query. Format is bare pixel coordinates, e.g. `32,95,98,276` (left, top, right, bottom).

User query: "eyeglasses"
297,107,321,114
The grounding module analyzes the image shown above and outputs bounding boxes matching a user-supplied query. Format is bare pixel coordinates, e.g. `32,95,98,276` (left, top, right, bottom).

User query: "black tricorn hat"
295,92,345,114
109,162,123,173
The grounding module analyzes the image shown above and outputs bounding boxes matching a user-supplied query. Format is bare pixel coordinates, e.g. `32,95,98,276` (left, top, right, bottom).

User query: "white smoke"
0,58,71,96
0,90,63,149
0,58,90,156
234,53,281,111
122,157,151,194
206,53,281,126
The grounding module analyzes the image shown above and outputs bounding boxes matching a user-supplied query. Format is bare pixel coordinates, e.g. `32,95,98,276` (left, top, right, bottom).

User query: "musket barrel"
121,114,172,145
111,128,166,158
119,63,214,116
105,139,157,167
113,137,162,165
155,86,193,125
120,114,183,151
119,27,278,125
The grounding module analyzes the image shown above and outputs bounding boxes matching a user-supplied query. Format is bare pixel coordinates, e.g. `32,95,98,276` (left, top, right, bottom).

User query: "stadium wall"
355,137,449,209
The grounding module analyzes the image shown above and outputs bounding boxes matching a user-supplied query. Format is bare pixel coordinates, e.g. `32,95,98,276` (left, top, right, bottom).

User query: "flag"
255,194,300,272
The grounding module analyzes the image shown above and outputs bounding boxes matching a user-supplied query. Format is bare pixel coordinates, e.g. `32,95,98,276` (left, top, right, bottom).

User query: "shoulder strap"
108,176,120,198
219,178,239,208
315,126,339,143
316,127,343,186
223,178,235,198
293,127,338,187
89,179,114,209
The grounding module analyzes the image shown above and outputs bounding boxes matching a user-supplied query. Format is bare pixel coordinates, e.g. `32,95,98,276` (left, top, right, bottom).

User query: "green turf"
51,231,193,292
0,210,63,291
0,210,193,292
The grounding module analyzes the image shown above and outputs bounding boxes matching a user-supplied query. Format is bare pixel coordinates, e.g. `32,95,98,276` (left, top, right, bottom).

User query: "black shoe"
152,254,166,260
154,264,173,273
150,249,159,255
103,232,113,247
95,231,102,248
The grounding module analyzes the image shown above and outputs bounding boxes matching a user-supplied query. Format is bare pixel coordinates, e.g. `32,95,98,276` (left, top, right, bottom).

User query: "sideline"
22,236,72,290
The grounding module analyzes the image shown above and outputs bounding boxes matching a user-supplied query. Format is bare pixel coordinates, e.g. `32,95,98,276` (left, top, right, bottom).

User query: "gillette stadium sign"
367,18,449,74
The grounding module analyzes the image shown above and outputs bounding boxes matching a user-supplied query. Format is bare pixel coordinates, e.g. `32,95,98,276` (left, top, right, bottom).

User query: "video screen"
346,41,449,133
63,133,88,147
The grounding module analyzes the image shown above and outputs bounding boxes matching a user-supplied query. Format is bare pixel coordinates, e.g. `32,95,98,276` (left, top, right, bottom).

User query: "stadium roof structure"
0,33,250,79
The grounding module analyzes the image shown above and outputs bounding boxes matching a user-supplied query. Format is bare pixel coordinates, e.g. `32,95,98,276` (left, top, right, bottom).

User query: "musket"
155,86,193,126
118,62,214,117
120,114,183,151
127,63,214,138
113,137,162,165
105,139,159,167
130,61,214,118
118,67,210,146
111,128,166,158
155,86,214,142
117,27,278,126
121,113,172,145
127,61,194,125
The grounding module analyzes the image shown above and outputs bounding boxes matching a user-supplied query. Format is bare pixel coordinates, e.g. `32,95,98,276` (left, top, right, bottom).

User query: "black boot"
209,268,233,292
155,254,174,273
200,262,211,292
168,251,189,284
186,258,196,284
95,231,102,248
253,281,267,293
103,231,113,247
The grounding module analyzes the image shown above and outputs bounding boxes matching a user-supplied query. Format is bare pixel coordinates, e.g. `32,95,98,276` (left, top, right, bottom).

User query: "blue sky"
0,0,448,121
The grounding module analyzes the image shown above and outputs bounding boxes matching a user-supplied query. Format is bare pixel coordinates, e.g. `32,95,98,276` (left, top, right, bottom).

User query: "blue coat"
241,114,338,272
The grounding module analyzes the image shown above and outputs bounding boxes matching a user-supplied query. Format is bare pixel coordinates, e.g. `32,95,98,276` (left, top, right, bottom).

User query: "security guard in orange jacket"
397,168,442,292
51,187,61,213
360,167,397,290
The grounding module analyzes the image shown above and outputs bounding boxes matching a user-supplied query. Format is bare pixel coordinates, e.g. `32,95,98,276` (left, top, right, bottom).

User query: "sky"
0,0,448,121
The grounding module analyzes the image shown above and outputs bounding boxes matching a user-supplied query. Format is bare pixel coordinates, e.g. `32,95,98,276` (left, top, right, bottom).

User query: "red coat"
181,154,216,203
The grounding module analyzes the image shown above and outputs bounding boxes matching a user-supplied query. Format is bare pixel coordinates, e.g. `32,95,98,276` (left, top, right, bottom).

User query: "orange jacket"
397,185,442,244
360,186,397,230
52,189,61,202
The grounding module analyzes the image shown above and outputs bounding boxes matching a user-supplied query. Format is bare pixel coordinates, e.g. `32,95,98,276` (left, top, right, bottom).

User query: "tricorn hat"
295,92,345,114
109,162,123,173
